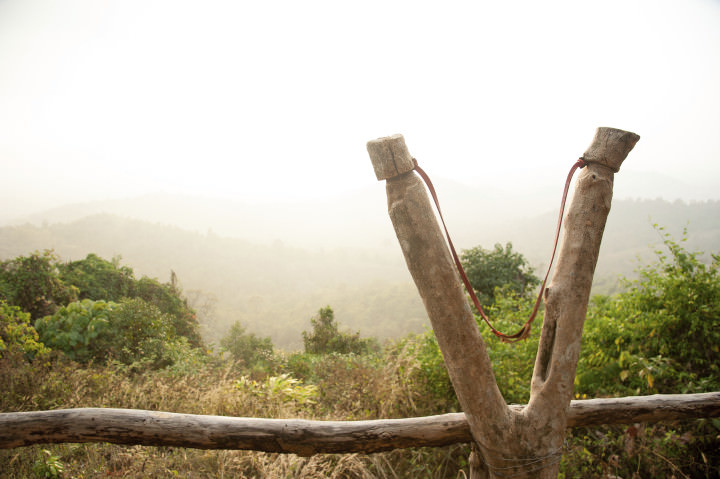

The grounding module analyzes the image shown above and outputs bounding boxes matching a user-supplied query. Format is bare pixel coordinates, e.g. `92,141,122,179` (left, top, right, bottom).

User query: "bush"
480,289,542,404
34,299,115,363
400,288,541,413
0,300,49,360
36,298,186,369
103,298,178,368
576,227,720,396
235,373,318,415
397,332,459,414
220,321,275,372
1,252,203,349
133,276,203,347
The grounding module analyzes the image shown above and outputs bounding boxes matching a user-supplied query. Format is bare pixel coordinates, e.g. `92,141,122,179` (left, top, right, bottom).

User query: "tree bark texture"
367,134,508,448
1,393,718,452
367,129,640,479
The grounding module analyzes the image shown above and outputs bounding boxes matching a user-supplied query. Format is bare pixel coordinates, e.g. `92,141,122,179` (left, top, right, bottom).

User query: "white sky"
1,0,719,215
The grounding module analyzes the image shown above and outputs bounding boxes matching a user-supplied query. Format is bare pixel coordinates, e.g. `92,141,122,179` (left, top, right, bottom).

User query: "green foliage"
0,251,202,352
297,352,389,419
220,321,274,371
284,351,317,381
235,373,318,411
284,347,424,419
398,331,459,414
133,276,203,347
34,299,115,363
403,288,542,411
1,318,718,477
32,449,64,478
59,253,135,302
158,337,217,377
576,227,720,396
102,298,178,369
302,306,379,356
0,300,49,359
1,252,202,349
561,421,720,478
2,230,720,476
398,241,543,410
460,242,539,308
0,250,78,320
481,288,542,404
35,298,184,369
629,228,720,382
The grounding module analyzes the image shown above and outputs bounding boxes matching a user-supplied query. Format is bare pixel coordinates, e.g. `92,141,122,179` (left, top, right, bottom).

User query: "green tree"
460,242,539,308
220,321,274,370
302,306,378,355
104,297,177,368
0,251,78,319
59,255,202,346
59,254,135,302
133,276,202,347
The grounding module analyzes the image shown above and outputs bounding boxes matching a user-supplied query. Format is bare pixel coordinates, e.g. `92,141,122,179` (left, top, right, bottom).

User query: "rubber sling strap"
411,157,588,343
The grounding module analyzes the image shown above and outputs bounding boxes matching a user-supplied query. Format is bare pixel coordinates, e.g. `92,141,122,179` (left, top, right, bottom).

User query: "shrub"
220,321,275,372
576,227,720,396
398,288,541,413
0,300,49,360
102,297,178,369
34,299,115,363
133,276,203,347
235,373,318,417
36,297,185,369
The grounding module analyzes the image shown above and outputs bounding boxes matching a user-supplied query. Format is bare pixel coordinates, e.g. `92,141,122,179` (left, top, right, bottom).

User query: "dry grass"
0,351,470,478
1,350,716,478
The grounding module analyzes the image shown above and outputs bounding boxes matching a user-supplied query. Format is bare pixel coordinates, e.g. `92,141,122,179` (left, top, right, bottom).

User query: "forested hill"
0,214,427,349
1,198,718,349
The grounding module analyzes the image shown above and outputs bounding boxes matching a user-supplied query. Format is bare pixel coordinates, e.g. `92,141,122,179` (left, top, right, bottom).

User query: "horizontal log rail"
1,392,718,455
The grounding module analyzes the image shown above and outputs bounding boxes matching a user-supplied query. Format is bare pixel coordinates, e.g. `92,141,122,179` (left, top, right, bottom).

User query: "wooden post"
367,128,639,479
368,133,509,447
526,128,642,470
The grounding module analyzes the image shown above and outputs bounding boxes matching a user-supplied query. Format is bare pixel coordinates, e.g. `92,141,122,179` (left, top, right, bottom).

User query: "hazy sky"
1,0,719,216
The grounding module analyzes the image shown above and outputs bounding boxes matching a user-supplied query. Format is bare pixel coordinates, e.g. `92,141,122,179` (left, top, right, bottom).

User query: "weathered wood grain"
1,393,717,453
367,129,643,478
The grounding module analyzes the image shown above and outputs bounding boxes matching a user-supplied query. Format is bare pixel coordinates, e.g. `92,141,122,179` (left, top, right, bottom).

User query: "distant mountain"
0,178,575,250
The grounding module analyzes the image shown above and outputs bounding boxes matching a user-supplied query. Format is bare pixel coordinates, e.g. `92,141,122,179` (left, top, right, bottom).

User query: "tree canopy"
0,251,203,368
460,242,539,308
220,321,274,371
302,306,378,355
0,251,78,320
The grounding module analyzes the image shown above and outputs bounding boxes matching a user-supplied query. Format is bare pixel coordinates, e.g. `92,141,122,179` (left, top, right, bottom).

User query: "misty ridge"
1,177,719,350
